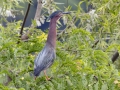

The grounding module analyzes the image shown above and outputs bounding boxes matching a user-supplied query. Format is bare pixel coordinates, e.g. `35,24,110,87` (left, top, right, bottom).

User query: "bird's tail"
34,68,41,77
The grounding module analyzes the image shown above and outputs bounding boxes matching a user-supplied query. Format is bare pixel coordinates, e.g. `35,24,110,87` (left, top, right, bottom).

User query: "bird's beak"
62,12,71,14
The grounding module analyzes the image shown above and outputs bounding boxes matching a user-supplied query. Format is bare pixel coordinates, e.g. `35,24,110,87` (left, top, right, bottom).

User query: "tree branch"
92,40,99,48
92,40,119,63
20,1,31,37
112,51,119,63
34,0,42,20
21,0,42,41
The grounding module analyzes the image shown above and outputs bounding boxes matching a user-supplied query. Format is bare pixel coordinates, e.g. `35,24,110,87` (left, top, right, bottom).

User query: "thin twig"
20,0,31,37
21,0,42,41
92,40,99,48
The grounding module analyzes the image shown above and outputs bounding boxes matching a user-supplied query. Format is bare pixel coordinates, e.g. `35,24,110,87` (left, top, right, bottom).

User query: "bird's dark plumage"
34,11,70,79
34,43,56,76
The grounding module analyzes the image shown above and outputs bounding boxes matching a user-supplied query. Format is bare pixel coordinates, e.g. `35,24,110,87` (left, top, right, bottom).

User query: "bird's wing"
34,46,56,76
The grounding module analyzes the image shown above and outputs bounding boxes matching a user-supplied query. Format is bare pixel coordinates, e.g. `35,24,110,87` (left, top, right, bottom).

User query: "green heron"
34,11,70,80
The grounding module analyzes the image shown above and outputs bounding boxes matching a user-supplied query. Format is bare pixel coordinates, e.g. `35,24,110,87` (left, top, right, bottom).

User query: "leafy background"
0,0,120,90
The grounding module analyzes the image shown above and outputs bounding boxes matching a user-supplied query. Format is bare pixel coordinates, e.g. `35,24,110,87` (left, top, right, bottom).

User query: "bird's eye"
55,16,58,17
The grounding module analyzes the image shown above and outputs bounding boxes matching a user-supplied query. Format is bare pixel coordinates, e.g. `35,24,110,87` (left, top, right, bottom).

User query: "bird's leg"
34,76,37,80
43,70,51,81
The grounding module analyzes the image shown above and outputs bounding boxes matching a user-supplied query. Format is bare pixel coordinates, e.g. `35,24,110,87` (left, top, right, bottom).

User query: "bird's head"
47,10,70,21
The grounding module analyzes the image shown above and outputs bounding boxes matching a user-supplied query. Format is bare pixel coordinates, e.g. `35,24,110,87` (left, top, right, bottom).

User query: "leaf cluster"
0,0,120,90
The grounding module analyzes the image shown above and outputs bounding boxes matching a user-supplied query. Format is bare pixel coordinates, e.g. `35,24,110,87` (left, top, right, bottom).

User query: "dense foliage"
0,0,120,90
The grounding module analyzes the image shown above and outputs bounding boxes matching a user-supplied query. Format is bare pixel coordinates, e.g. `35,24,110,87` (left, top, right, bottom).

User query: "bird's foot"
45,77,51,81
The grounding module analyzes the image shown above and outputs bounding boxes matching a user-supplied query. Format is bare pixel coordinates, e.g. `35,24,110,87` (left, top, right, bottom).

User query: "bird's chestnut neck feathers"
46,18,57,48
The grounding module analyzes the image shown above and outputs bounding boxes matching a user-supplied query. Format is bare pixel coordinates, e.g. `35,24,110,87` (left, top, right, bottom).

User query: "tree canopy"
0,0,120,90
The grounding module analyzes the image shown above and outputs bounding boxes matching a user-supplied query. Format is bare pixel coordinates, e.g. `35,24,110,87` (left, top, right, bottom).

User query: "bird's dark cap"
47,10,70,21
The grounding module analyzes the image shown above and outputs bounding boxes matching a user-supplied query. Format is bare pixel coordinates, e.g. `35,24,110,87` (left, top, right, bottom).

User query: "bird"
34,10,70,80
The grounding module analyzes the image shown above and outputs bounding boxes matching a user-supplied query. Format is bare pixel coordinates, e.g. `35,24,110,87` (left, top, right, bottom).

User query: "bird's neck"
46,19,57,48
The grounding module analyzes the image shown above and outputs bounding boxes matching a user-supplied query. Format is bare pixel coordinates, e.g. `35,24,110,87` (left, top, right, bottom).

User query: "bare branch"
20,1,31,37
112,51,119,63
92,40,99,48
21,0,43,41
91,40,119,63
34,0,42,20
